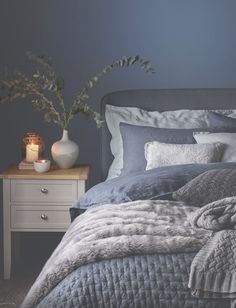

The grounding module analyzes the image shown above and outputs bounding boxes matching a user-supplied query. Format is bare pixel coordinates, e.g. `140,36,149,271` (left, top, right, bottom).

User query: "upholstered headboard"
101,88,236,180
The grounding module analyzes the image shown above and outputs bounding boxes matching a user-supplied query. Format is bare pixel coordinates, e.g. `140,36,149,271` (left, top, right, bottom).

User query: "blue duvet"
74,162,236,210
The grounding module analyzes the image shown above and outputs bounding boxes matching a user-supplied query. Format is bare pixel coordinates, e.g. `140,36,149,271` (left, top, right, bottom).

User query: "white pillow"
144,141,225,170
105,105,236,180
193,132,236,162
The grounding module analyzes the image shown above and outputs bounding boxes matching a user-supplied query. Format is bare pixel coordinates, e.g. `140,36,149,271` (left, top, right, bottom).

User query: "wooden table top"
0,164,90,180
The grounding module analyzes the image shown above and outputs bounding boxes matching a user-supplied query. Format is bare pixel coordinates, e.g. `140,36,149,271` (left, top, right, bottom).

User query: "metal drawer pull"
41,214,48,220
41,188,48,194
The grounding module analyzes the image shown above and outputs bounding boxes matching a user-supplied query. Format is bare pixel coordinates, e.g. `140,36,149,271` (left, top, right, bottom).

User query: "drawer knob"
41,188,48,194
41,214,48,220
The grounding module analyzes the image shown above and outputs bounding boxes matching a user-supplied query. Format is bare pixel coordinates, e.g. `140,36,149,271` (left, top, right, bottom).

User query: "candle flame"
36,159,48,163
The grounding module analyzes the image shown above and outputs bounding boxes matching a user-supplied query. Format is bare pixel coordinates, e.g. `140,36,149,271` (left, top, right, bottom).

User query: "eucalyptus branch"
32,88,63,127
1,74,64,127
32,72,66,122
0,52,155,130
27,51,55,78
28,51,67,120
65,55,155,128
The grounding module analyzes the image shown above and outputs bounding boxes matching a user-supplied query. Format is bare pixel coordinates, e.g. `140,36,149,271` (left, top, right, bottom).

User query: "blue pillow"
120,123,211,176
208,112,236,131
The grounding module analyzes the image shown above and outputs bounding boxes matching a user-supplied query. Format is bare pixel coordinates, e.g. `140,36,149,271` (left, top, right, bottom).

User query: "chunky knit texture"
173,169,236,207
189,196,236,304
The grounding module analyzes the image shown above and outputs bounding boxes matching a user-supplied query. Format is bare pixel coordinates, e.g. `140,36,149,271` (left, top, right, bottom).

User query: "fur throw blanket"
21,200,210,308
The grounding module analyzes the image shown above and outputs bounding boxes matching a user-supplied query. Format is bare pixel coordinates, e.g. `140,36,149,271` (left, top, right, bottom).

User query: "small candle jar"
33,159,51,173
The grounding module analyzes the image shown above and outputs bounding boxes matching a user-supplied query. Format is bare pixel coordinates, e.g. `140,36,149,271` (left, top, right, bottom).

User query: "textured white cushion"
144,141,225,170
105,105,236,180
194,132,236,162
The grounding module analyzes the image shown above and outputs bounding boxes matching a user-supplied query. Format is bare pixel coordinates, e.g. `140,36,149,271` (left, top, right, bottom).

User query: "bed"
21,88,236,308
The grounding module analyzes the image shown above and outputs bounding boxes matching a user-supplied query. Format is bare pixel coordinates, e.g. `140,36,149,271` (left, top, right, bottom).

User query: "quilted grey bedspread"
21,199,214,308
36,254,228,308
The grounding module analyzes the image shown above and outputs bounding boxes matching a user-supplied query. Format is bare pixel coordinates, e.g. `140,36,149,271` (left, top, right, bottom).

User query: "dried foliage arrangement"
0,52,155,129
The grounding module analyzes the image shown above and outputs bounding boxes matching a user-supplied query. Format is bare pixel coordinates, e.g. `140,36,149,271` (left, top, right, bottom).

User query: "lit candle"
26,143,39,162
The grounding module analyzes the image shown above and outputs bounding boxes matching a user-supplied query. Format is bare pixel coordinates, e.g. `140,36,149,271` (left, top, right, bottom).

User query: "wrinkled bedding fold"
74,162,236,210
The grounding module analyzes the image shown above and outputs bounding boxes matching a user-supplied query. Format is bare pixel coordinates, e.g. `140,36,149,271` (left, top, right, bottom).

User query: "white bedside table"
0,164,90,280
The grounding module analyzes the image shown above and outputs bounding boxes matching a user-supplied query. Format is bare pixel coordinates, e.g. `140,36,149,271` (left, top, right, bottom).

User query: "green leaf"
141,60,150,67
0,51,155,130
81,93,89,100
87,80,93,88
44,112,51,122
128,55,139,65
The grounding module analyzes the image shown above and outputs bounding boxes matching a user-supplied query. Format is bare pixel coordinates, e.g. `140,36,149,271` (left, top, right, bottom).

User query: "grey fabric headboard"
101,88,236,180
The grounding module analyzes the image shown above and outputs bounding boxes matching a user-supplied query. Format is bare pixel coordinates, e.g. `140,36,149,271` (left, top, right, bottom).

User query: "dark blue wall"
0,0,236,185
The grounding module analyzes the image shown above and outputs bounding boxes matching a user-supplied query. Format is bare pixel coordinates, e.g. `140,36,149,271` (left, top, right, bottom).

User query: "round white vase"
51,130,79,169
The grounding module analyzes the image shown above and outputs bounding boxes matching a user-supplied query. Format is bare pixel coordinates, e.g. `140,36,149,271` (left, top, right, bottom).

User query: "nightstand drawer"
11,205,71,229
11,180,78,203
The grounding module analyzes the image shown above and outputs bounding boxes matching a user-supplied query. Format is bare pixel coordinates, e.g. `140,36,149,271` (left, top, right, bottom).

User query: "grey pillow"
120,123,216,176
208,112,236,131
173,169,236,207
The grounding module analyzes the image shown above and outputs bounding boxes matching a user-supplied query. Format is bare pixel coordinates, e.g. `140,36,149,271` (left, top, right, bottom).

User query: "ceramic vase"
51,130,79,169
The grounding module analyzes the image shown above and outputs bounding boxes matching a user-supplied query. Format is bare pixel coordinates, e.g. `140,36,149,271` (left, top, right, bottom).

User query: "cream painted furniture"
0,165,90,280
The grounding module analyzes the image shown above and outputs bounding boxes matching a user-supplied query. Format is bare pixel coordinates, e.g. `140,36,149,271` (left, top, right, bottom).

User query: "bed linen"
144,141,224,170
105,104,236,179
23,200,212,308
35,254,227,308
22,163,236,308
73,162,236,212
119,123,222,175
208,112,236,131
173,168,236,206
105,105,211,179
194,132,236,162
189,197,236,304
